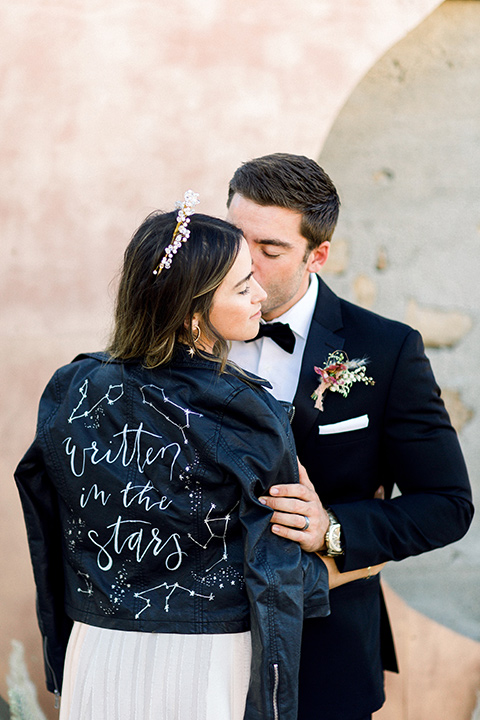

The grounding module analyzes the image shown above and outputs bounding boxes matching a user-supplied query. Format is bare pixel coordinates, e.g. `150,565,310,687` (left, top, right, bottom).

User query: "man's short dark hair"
227,153,340,251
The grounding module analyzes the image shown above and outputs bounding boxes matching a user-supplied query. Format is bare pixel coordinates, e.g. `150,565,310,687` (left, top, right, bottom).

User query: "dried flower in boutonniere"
311,351,375,411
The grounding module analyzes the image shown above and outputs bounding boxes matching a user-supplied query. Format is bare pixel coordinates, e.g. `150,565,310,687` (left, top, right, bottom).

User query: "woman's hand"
319,555,386,589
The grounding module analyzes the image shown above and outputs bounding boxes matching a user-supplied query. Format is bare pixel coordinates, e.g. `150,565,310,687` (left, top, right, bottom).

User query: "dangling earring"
189,325,201,357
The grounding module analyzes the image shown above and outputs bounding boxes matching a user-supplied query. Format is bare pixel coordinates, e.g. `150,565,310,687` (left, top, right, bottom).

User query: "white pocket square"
318,414,369,435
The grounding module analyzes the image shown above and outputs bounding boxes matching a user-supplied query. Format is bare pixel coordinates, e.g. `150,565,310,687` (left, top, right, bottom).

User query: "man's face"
227,193,327,321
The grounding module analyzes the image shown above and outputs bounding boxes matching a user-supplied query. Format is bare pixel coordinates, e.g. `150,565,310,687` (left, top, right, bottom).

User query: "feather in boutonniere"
311,351,375,411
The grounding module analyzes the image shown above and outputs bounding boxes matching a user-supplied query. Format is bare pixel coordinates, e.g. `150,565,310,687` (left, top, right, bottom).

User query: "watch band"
324,508,344,556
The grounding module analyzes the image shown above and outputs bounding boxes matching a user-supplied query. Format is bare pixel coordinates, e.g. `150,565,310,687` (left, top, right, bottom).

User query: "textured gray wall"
319,0,480,640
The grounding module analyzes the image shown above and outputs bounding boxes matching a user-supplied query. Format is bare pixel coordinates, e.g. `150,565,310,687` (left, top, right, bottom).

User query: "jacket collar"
311,275,344,333
174,346,272,389
73,348,271,390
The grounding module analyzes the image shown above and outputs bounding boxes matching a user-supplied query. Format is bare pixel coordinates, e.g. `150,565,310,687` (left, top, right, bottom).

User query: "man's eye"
262,250,281,258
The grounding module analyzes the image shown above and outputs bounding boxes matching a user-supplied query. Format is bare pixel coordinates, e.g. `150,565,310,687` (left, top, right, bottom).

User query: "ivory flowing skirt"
59,622,252,720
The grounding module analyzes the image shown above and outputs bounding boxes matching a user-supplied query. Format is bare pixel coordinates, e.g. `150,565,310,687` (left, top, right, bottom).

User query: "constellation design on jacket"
95,563,135,616
108,565,132,609
188,501,239,573
68,380,124,426
77,571,93,596
178,449,200,486
66,516,86,555
140,384,203,445
191,566,244,590
134,582,214,617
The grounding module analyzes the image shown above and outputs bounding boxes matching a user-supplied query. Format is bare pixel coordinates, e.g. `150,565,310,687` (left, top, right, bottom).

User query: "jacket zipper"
43,637,61,708
272,663,279,720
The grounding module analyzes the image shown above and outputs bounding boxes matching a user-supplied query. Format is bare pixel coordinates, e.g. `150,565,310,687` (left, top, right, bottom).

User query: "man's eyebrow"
233,271,253,289
254,238,293,249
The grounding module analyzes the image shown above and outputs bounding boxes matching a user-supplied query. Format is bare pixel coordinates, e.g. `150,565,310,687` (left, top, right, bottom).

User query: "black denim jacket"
15,348,329,720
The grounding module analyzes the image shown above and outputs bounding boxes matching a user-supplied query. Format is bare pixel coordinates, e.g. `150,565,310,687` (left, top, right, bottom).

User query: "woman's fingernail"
259,497,266,505
270,487,279,495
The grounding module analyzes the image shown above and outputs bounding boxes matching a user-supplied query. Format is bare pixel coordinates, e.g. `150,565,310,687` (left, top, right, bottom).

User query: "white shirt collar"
264,273,318,340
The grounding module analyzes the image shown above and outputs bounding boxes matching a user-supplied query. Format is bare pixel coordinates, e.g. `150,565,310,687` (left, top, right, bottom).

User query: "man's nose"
252,276,267,303
248,244,261,273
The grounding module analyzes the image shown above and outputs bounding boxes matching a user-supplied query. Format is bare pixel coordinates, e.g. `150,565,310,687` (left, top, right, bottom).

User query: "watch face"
330,526,342,552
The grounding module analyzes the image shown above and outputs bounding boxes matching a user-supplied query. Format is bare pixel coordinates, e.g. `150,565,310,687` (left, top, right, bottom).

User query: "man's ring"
301,516,310,531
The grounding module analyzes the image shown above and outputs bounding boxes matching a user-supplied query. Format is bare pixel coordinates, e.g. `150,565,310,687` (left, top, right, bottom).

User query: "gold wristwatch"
324,508,344,556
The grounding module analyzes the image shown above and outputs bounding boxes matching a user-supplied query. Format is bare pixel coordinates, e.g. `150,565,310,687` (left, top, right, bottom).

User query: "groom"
227,153,473,720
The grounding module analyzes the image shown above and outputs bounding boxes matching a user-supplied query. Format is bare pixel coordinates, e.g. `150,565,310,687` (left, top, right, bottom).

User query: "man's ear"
306,241,330,274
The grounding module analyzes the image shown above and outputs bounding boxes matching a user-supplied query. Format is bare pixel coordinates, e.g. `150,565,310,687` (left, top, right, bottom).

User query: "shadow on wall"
0,697,10,720
318,0,480,642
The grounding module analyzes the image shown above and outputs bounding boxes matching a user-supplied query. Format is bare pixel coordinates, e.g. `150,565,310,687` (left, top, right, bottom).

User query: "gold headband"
153,190,200,275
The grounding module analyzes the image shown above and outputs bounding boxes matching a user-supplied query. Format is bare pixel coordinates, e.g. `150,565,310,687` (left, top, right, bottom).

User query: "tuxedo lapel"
292,278,344,449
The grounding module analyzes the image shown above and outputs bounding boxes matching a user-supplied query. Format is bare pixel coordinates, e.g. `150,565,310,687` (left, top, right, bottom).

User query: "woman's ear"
191,313,202,333
184,313,200,332
306,241,330,274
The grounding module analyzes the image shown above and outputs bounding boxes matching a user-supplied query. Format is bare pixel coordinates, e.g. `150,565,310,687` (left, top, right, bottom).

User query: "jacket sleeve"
332,329,474,571
14,376,72,696
216,385,329,720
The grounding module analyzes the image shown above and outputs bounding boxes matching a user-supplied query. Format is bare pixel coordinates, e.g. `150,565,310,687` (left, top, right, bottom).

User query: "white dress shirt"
229,274,319,402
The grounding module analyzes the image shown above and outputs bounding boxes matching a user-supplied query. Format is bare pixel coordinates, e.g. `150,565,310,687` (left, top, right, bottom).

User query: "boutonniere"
311,351,375,411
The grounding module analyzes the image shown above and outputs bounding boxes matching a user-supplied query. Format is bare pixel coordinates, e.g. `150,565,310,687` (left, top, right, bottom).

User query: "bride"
15,191,376,720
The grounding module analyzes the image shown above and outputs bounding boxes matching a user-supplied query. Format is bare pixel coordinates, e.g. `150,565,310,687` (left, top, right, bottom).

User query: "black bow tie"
246,322,296,354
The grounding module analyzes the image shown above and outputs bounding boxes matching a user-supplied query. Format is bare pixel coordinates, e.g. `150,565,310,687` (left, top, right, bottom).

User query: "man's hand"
259,459,329,552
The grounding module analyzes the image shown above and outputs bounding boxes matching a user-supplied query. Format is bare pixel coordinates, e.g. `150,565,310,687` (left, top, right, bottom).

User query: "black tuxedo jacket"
292,278,473,719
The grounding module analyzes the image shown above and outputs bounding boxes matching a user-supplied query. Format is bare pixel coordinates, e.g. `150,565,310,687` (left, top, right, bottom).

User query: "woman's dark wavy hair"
107,211,243,370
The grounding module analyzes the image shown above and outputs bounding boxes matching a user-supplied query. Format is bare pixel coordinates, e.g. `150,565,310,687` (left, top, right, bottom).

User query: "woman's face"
205,238,267,347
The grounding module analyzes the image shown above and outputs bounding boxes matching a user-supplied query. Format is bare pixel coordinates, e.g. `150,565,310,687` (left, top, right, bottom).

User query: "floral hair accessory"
311,351,375,411
153,189,200,275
